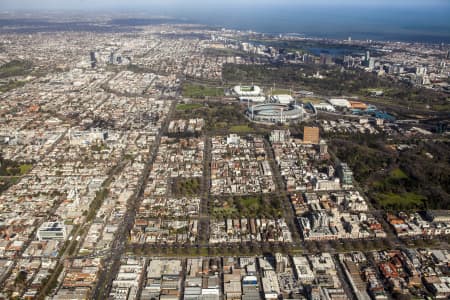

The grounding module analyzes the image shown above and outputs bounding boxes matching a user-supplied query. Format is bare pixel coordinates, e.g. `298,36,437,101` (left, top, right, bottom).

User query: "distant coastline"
1,5,450,44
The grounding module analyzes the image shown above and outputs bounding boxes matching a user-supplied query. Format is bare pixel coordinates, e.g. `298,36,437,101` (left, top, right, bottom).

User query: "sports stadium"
232,85,262,97
246,103,309,124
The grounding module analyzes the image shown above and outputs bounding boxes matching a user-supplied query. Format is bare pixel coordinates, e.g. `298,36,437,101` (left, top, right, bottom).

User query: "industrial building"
37,221,67,241
303,127,320,144
313,103,336,112
348,101,368,110
329,98,351,108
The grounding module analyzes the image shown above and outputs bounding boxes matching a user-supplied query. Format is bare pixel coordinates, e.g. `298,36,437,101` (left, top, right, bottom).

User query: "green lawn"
174,101,256,134
225,196,265,217
229,125,254,133
0,163,33,177
215,121,228,128
176,103,203,111
19,164,33,175
270,89,291,95
389,168,408,180
240,196,261,211
182,83,224,98
375,192,426,210
371,167,410,193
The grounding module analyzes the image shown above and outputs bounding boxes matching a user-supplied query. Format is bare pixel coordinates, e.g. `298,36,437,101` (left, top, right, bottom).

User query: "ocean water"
162,3,450,43
3,1,450,43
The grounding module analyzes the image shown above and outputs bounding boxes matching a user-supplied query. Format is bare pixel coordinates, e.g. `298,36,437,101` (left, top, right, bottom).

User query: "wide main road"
263,137,301,245
92,98,178,299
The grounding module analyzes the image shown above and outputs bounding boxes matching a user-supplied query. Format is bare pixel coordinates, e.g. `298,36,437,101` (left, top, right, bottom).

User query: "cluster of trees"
174,100,287,136
223,63,388,94
86,188,110,222
330,136,450,210
171,178,201,197
174,101,251,133
167,131,202,139
0,79,26,93
222,63,449,112
330,136,396,183
90,142,109,152
203,48,260,59
0,60,33,78
211,194,282,218
126,64,160,75
0,154,33,177
397,141,450,209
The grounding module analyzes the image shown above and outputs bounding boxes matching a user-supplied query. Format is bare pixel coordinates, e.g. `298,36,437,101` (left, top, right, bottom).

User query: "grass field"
374,192,426,210
389,168,408,180
240,196,261,211
19,164,33,175
270,89,291,95
182,83,224,99
212,196,262,217
372,167,409,189
364,95,450,113
176,103,203,111
215,122,228,129
229,125,254,133
0,163,33,177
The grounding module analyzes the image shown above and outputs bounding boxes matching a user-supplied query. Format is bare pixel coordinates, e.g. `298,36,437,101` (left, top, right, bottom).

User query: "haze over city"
2,0,450,42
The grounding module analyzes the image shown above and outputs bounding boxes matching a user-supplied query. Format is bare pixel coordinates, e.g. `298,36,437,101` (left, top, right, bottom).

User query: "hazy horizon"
1,0,449,10
1,0,450,43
